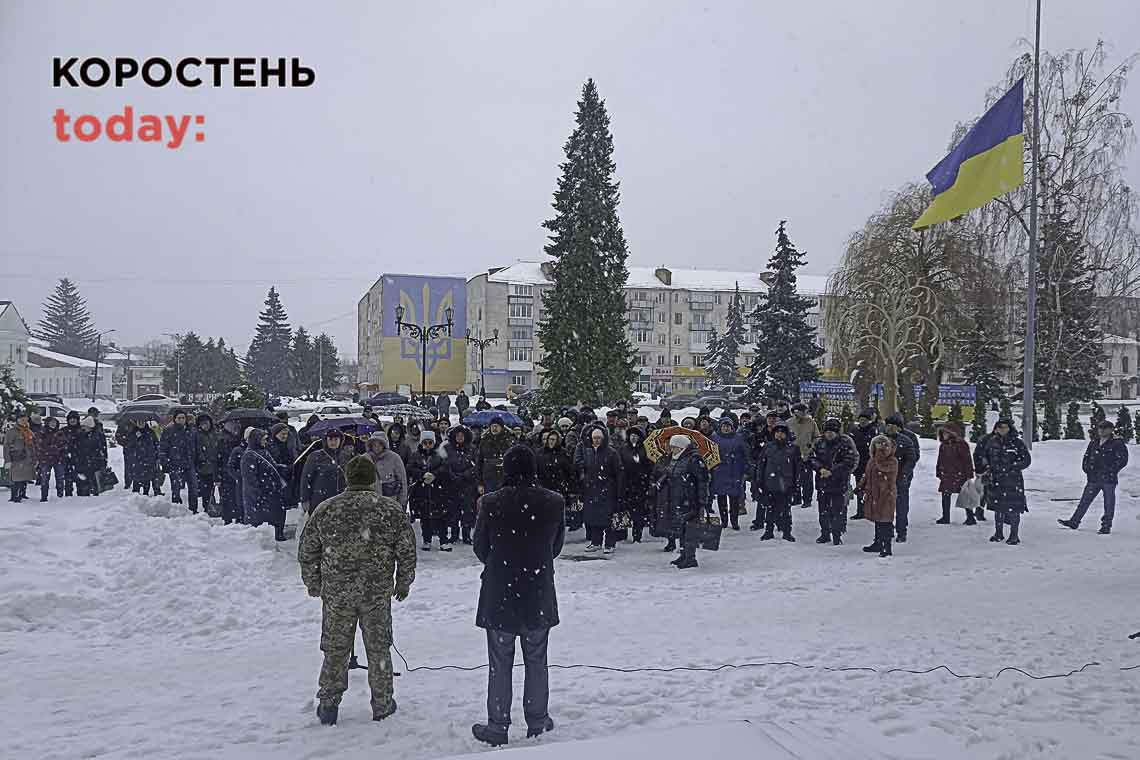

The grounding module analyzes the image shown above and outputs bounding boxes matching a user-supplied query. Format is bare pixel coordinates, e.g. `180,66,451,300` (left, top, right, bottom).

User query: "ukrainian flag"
913,78,1025,229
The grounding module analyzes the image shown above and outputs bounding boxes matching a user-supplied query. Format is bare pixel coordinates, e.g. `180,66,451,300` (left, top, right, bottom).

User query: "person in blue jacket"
711,415,750,531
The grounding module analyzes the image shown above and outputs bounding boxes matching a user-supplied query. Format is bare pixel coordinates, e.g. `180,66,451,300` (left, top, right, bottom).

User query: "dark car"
664,392,699,407
366,392,410,407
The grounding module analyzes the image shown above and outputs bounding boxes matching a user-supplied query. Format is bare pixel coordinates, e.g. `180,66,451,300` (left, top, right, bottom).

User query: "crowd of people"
3,407,110,502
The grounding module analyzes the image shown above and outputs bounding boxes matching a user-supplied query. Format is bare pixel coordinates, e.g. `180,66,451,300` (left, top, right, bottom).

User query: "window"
673,336,681,345
692,313,707,325
511,284,533,296
509,347,532,362
634,329,650,343
657,334,666,345
639,354,649,366
511,327,531,341
655,292,665,303
509,302,533,318
478,307,483,321
692,355,705,367
657,354,665,366
715,294,722,305
511,374,528,386
657,312,665,323
674,313,683,325
673,355,681,366
1124,355,1131,373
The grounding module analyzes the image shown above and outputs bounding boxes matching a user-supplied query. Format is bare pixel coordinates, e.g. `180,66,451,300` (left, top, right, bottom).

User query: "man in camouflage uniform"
298,455,417,726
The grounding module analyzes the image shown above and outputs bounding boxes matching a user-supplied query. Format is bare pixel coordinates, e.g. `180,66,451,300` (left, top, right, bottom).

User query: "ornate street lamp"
465,328,499,397
395,303,453,399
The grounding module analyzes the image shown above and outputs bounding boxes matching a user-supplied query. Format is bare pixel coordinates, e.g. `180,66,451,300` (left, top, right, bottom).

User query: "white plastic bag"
957,478,983,511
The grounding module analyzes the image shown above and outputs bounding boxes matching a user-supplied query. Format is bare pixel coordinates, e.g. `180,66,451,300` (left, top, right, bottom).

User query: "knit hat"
823,418,842,433
858,409,875,420
557,417,573,429
244,426,257,442
67,410,80,422
81,415,96,429
668,433,692,449
345,455,377,488
885,413,906,428
270,422,290,437
772,422,790,436
419,431,436,444
325,428,343,439
1098,419,1116,430
502,444,537,485
792,403,807,413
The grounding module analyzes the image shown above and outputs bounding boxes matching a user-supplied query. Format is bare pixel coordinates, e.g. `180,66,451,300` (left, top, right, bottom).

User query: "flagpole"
1021,0,1041,448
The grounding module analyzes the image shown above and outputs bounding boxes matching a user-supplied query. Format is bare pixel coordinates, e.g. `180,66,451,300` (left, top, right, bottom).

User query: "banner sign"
380,275,467,391
799,381,976,406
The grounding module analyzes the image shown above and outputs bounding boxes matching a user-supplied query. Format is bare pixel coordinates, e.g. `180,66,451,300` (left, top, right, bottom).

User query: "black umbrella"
221,408,277,426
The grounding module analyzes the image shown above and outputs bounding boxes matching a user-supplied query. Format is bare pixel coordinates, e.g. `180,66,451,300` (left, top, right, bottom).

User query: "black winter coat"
455,394,470,415
889,430,918,484
73,428,107,473
1082,436,1128,485
850,422,878,475
478,430,515,491
298,445,353,511
754,439,800,497
225,441,246,508
574,429,623,529
445,429,480,526
657,448,710,534
128,427,160,484
268,437,299,507
618,439,653,511
195,428,222,478
536,441,575,498
809,435,859,494
160,424,196,471
241,440,287,528
975,432,1031,513
474,482,565,634
406,447,447,520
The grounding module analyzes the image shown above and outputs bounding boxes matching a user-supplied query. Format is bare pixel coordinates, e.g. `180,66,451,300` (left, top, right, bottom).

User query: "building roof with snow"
479,259,831,295
27,345,101,369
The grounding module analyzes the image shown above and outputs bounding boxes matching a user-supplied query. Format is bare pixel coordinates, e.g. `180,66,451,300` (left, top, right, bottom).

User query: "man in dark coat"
849,409,878,520
386,421,412,463
34,416,68,501
436,392,451,417
974,419,1031,545
1060,419,1127,534
810,419,859,545
241,427,289,540
128,421,160,495
160,410,197,506
299,429,353,513
472,445,564,747
406,432,448,551
455,389,471,418
477,416,514,494
884,414,918,542
752,422,799,539
658,433,710,568
475,396,492,411
218,421,245,524
618,427,654,542
574,423,623,553
192,413,222,515
298,414,321,448
444,425,479,544
73,415,106,496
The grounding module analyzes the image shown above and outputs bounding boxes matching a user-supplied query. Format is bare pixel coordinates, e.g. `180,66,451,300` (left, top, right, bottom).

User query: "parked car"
663,392,699,408
27,392,65,405
366,392,409,407
693,395,731,410
313,405,360,420
708,384,749,400
122,394,179,409
30,400,71,421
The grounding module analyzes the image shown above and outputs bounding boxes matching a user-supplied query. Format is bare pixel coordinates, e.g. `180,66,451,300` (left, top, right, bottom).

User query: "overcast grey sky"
3,0,1138,358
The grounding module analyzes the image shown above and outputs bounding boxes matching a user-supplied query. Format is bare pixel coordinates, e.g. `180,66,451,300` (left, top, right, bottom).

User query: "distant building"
26,338,113,398
0,301,32,386
1099,333,1140,400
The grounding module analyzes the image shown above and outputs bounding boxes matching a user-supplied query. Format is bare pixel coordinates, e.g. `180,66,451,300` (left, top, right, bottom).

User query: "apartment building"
464,260,831,395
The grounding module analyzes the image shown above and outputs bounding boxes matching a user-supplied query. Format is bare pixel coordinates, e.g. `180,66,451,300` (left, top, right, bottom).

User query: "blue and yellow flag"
913,78,1025,229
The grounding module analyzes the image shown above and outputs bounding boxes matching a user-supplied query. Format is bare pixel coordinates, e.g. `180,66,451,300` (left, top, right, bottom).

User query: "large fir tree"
536,79,636,405
314,333,340,396
36,278,100,358
708,284,745,387
291,327,316,397
245,287,293,394
746,221,823,401
1028,202,1106,423
957,304,1007,405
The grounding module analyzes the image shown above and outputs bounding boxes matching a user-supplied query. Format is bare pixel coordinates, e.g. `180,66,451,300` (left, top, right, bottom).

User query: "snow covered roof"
1102,333,1140,346
480,259,830,295
27,346,101,368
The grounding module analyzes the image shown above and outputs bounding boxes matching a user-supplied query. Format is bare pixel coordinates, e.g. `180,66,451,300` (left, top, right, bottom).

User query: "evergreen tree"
1042,399,1061,440
35,278,100,358
999,396,1013,422
314,334,340,397
245,287,293,395
1089,401,1106,439
536,79,636,405
1064,401,1084,440
1,365,33,422
957,305,1008,405
1028,203,1106,426
217,340,242,389
918,395,936,438
709,285,745,387
703,327,724,388
970,397,987,442
746,221,823,401
291,327,315,397
1115,405,1134,443
948,400,964,429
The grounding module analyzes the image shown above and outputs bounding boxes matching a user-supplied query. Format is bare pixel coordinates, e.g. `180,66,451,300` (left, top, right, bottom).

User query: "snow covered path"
2,440,1139,759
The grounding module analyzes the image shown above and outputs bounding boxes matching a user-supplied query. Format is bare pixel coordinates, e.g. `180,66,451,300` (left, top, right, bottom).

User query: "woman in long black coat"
406,433,448,551
240,428,288,540
618,427,654,543
656,434,711,569
574,423,624,553
128,422,160,495
298,429,353,511
444,425,480,545
974,419,1031,545
537,429,578,531
220,423,246,524
267,423,300,510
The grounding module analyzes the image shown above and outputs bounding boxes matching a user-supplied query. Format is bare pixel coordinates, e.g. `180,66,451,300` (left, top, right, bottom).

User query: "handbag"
692,511,723,551
380,479,400,498
610,510,632,531
565,496,584,531
99,467,119,493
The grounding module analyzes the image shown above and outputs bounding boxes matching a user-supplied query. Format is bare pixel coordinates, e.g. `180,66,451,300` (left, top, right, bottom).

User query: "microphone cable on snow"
387,645,1140,682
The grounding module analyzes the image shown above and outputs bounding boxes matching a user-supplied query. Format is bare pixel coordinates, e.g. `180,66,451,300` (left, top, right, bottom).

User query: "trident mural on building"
380,275,467,391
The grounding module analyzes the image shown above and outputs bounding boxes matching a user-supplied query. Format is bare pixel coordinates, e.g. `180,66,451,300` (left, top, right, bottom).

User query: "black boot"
1057,518,1079,530
760,525,775,540
975,507,986,522
1006,511,1021,545
730,514,740,531
936,502,951,524
864,522,886,553
675,549,699,569
472,724,509,747
782,530,796,542
964,509,977,525
632,529,643,543
317,703,339,726
832,531,842,546
989,511,1005,542
879,538,892,558
815,532,830,544
663,539,676,552
527,716,555,738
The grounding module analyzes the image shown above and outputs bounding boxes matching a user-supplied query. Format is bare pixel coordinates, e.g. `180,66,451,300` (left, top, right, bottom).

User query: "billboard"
380,275,467,392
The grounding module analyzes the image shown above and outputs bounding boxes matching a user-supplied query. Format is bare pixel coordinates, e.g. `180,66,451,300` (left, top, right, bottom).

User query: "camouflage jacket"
297,485,417,608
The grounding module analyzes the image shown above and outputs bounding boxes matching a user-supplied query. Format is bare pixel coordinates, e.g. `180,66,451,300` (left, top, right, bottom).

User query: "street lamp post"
91,329,116,403
465,328,499,397
164,333,182,398
394,304,454,399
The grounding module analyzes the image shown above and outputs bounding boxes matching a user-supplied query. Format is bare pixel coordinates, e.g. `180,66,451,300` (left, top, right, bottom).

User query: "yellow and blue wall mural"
380,275,467,392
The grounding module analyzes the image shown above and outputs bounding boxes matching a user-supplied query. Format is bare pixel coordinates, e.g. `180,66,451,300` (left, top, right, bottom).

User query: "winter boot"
719,506,730,529
864,522,886,553
936,503,951,524
372,699,398,721
472,724,509,747
879,538,892,558
663,539,676,552
815,532,831,544
527,716,555,738
730,513,740,531
1005,512,1021,545
1098,525,1111,535
975,507,986,522
40,494,48,503
895,530,907,543
633,529,643,543
462,526,472,545
760,525,775,540
832,531,843,546
989,511,1005,542
274,525,286,542
1057,518,1079,530
317,703,339,726
675,553,699,569
421,541,431,551
782,530,796,542
440,540,453,552
964,509,977,526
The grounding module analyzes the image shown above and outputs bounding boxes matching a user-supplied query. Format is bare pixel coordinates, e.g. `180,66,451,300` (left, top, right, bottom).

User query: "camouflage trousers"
317,600,394,714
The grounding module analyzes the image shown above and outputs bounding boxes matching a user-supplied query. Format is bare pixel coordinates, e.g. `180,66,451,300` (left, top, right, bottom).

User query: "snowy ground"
2,439,1139,760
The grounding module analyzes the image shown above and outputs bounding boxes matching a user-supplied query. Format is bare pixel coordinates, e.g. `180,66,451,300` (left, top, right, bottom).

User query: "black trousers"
421,516,446,543
799,459,814,505
192,475,215,513
716,494,741,527
762,492,792,532
818,491,845,536
586,525,617,548
485,627,551,733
